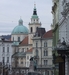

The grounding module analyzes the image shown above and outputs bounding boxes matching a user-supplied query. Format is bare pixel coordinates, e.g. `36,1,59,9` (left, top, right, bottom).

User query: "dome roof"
32,15,38,19
11,19,28,34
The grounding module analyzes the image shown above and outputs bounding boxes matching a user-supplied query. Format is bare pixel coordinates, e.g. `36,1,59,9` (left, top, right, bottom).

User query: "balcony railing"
37,65,53,68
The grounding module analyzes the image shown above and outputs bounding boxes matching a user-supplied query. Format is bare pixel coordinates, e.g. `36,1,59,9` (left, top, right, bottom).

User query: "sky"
0,0,52,35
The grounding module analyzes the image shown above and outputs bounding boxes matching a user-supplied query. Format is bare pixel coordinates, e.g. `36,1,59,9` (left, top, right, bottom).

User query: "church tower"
28,4,41,44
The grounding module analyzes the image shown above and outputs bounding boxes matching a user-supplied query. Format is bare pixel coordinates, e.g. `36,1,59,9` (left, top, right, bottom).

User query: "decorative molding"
52,3,57,13
61,2,69,17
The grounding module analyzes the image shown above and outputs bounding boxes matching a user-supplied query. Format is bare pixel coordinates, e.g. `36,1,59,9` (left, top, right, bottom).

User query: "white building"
32,29,53,75
59,0,69,43
52,0,69,75
0,4,53,75
0,38,13,66
58,0,69,75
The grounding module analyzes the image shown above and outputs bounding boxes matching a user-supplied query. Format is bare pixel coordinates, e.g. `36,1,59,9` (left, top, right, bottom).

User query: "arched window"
13,37,14,41
30,27,33,33
18,37,20,42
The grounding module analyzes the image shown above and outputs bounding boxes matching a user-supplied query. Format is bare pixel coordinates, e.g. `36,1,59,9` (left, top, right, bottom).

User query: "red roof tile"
27,48,33,53
43,30,53,38
19,36,28,46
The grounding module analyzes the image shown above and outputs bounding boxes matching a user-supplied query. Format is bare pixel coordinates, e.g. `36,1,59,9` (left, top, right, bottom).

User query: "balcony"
37,65,53,68
43,55,53,59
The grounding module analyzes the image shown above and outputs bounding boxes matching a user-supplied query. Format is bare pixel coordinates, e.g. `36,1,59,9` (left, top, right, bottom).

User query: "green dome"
32,15,38,19
11,19,28,34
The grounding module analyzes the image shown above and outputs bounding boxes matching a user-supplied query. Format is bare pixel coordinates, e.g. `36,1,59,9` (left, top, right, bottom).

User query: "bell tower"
28,4,41,45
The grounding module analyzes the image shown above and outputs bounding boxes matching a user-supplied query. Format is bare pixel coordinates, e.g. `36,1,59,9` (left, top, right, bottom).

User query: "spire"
33,3,37,15
18,17,23,25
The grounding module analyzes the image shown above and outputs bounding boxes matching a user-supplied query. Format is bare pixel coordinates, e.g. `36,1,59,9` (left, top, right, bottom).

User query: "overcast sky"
0,0,52,35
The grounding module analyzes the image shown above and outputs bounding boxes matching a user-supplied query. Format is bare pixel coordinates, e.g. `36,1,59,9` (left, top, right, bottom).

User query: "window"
31,27,33,33
27,48,28,50
44,50,48,56
7,57,9,63
36,49,38,56
17,48,19,52
27,56,29,59
3,47,5,52
7,47,9,53
13,37,14,41
22,48,24,52
2,57,5,63
27,62,29,67
46,71,49,75
21,61,23,64
36,27,38,30
18,37,20,42
36,41,38,48
34,19,35,21
44,42,47,47
21,57,23,60
51,71,53,75
44,60,48,65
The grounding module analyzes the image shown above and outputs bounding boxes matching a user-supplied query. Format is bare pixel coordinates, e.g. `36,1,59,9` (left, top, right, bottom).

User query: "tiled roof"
26,48,33,53
19,36,28,46
43,30,53,38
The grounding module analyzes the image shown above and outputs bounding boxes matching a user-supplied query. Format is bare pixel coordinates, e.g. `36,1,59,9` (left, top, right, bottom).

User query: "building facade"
0,38,13,67
0,4,53,75
52,0,69,75
32,30,53,75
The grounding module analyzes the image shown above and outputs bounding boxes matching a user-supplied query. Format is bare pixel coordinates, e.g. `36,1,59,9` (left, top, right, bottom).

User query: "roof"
26,48,33,53
12,52,26,58
19,36,28,46
12,41,19,46
34,27,46,37
32,15,38,19
1,35,11,41
11,25,28,34
11,19,28,34
43,30,53,38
